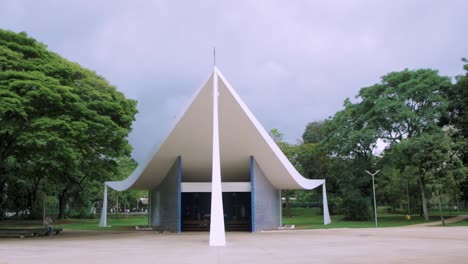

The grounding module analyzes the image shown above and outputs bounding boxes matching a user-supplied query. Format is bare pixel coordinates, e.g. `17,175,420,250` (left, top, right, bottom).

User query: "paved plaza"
1,227,468,263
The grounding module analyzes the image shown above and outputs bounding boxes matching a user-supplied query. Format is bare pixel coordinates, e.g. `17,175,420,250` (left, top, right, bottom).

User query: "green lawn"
1,208,465,231
55,215,149,230
282,207,446,229
0,214,149,231
428,209,468,216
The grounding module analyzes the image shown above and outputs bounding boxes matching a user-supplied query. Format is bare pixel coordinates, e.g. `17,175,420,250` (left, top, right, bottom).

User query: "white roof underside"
107,67,324,191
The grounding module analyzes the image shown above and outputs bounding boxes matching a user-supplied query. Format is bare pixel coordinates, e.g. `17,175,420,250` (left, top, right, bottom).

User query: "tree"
321,69,454,221
359,69,451,220
270,128,334,216
321,100,376,220
323,99,378,160
302,121,326,144
358,69,450,143
440,58,468,201
386,132,465,222
0,29,138,218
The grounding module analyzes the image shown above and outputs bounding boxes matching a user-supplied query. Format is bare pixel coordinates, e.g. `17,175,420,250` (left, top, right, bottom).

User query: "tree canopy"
320,68,466,221
0,29,138,219
281,65,467,222
302,121,326,144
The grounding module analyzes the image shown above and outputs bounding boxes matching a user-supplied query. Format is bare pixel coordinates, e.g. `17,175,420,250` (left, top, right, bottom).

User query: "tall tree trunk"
406,178,411,216
58,190,68,219
29,191,36,218
418,176,429,221
436,191,445,226
0,181,7,220
283,190,292,218
27,191,33,217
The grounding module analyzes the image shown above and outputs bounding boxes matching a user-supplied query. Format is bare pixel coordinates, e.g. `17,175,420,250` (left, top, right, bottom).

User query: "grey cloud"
1,0,467,162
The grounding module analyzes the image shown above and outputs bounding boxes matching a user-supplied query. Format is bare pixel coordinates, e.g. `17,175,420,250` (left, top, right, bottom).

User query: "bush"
328,196,343,215
67,193,93,219
340,192,371,221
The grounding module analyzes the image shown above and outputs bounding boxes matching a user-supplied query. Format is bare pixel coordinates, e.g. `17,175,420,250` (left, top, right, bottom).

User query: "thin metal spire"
213,47,216,66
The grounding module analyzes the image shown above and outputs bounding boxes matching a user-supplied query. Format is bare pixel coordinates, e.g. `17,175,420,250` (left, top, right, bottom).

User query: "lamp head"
365,170,381,176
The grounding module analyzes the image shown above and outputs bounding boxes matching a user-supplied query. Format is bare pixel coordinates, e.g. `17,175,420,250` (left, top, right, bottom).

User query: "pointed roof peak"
106,67,325,191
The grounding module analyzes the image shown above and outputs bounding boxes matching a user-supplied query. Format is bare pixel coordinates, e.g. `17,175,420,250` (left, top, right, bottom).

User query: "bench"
0,228,63,238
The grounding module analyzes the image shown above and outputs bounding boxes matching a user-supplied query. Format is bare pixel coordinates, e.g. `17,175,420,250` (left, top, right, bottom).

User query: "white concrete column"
154,191,161,226
99,184,108,227
279,189,283,227
147,189,151,227
209,68,226,246
322,182,331,225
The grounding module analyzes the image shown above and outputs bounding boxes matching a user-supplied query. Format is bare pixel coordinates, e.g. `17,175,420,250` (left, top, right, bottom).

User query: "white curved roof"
106,67,324,191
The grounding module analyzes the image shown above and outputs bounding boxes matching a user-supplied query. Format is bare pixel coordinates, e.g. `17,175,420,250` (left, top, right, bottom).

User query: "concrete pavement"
1,227,468,263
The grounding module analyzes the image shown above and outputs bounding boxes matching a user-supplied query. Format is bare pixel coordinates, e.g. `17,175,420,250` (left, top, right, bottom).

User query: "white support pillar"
279,189,283,227
322,182,331,225
154,191,161,226
147,189,151,227
99,184,108,227
209,68,226,246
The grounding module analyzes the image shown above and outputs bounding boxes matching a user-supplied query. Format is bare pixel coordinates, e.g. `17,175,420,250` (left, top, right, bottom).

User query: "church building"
99,67,330,246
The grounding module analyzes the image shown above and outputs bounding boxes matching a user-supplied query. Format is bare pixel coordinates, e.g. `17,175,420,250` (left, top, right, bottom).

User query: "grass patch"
56,215,148,230
428,210,468,216
282,207,444,229
0,214,149,231
2,208,465,231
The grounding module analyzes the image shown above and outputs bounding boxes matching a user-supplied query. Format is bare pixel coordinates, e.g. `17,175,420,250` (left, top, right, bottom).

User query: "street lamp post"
365,170,380,227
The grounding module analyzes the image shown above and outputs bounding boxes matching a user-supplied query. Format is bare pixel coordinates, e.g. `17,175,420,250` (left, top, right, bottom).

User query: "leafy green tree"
300,121,333,208
440,59,468,201
323,99,378,160
358,69,454,221
302,121,326,144
358,69,450,143
386,132,465,221
0,29,137,218
321,100,376,220
270,128,334,216
374,152,425,216
295,143,328,179
321,69,454,221
340,190,372,221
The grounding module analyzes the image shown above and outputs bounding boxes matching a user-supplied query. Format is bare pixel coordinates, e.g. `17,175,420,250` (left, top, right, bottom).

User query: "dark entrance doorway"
181,192,251,231
223,192,251,231
181,193,211,231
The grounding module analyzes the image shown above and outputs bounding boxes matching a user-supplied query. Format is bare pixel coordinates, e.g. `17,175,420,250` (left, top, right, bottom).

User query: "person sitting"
44,216,54,236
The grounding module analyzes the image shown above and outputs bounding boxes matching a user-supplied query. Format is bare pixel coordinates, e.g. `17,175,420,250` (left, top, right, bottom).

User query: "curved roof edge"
215,67,325,190
106,71,214,191
106,67,325,191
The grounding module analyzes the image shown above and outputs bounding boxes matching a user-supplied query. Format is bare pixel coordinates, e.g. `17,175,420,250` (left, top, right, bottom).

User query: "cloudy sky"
1,1,467,162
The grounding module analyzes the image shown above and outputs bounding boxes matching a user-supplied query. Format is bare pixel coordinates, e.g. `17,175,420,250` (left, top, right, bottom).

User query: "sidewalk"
410,215,468,226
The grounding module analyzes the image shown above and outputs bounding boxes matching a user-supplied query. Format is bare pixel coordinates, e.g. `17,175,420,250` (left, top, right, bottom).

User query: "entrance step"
226,220,251,231
182,219,251,231
182,220,210,231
